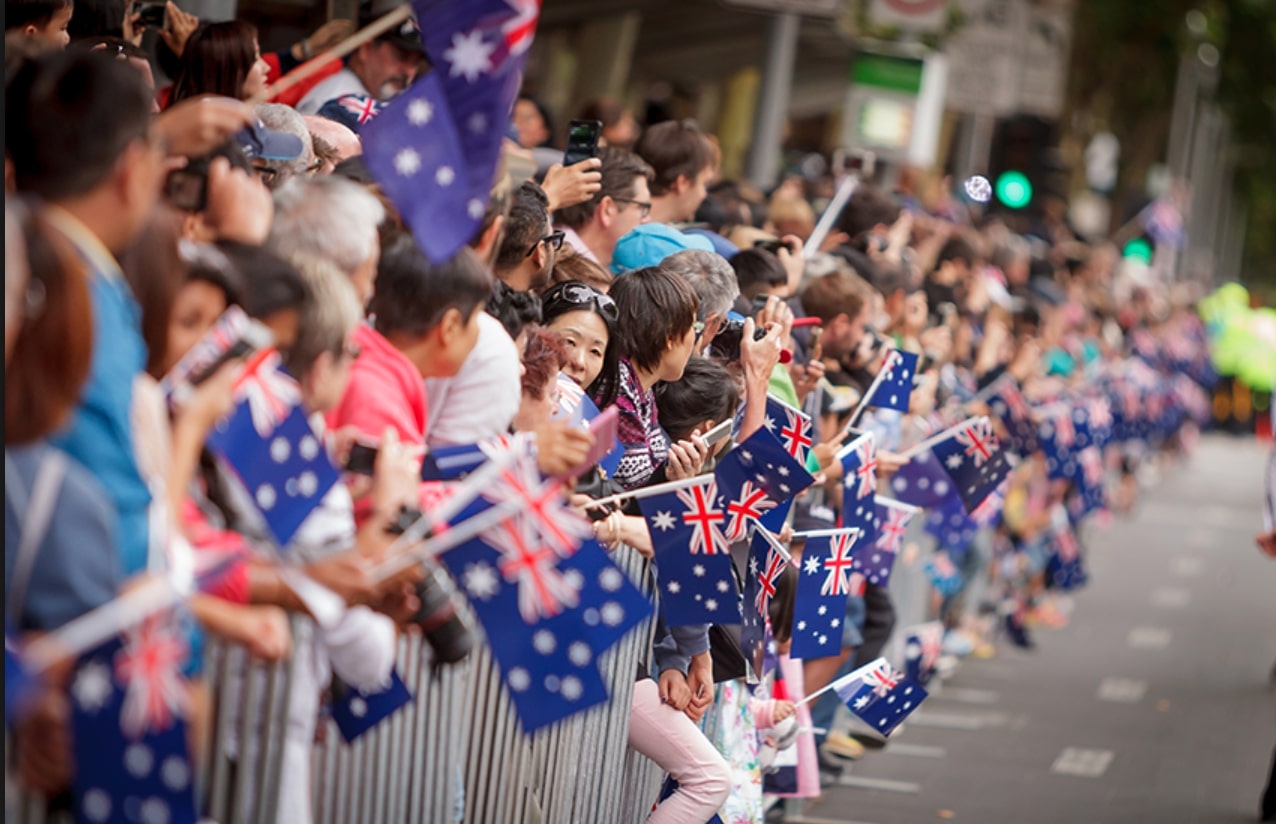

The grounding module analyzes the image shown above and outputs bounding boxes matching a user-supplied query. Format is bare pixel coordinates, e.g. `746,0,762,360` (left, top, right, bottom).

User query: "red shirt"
326,324,428,446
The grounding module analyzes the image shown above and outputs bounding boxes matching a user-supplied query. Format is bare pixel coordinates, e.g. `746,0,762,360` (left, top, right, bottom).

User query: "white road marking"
937,687,1000,705
836,775,921,793
1096,677,1148,703
1051,747,1114,777
1127,627,1172,649
908,710,1006,730
881,743,947,758
1151,588,1191,608
1170,557,1205,578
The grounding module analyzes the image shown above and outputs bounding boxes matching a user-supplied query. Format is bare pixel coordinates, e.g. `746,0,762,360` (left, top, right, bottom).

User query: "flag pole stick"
580,472,716,511
796,658,883,707
804,176,859,259
751,523,794,564
840,351,895,438
789,526,861,541
896,416,985,461
370,500,522,583
873,495,921,514
248,4,414,105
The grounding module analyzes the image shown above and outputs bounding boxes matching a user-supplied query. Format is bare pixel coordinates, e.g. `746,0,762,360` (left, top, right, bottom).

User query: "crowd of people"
4,2,1222,823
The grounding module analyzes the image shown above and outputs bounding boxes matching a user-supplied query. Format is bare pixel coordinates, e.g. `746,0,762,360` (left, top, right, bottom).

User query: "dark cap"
234,118,305,162
365,11,424,54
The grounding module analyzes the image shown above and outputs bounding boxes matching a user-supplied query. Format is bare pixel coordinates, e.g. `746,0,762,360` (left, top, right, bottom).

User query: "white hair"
269,176,385,278
660,249,739,318
254,103,315,176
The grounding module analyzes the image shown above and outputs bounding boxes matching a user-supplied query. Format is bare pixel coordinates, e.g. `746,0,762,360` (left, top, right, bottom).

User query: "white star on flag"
72,660,113,712
394,148,421,177
444,30,495,82
435,165,456,187
463,562,499,600
652,511,676,531
468,198,486,219
406,99,433,126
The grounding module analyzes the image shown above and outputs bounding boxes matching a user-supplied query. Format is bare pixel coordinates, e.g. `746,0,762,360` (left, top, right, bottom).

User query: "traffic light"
994,171,1033,209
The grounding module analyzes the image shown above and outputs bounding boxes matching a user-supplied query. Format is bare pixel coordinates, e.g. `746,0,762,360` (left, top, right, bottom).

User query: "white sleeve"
319,605,399,691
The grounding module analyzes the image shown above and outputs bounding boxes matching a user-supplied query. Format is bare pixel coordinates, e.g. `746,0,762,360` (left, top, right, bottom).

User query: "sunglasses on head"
544,281,618,321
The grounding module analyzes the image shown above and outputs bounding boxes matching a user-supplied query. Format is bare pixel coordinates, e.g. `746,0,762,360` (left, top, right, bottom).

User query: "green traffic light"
1123,237,1153,264
995,171,1033,209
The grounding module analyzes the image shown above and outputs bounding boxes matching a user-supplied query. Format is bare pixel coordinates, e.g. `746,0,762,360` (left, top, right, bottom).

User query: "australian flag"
887,448,956,509
554,372,623,478
70,613,198,824
421,434,512,481
985,376,1038,456
205,349,339,548
902,622,944,686
832,657,928,738
638,478,740,626
742,531,785,678
330,669,413,743
1045,523,1088,591
839,433,880,548
858,499,914,588
363,0,539,263
863,349,919,412
761,395,815,467
790,532,861,659
929,418,1012,514
715,427,814,540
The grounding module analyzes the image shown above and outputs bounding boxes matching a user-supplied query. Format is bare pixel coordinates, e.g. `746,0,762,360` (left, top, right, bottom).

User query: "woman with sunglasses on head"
540,279,621,410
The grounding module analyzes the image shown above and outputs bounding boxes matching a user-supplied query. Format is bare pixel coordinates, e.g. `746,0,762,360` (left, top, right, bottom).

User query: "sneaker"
848,730,888,750
821,731,865,761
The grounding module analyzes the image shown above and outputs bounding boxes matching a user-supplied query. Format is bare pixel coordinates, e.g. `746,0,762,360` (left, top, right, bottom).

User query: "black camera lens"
409,562,475,665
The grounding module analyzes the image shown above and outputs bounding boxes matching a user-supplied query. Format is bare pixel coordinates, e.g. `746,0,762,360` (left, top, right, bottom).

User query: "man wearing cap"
297,14,423,115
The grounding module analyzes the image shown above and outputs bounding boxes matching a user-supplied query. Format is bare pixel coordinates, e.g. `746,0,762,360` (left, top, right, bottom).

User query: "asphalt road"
789,435,1276,824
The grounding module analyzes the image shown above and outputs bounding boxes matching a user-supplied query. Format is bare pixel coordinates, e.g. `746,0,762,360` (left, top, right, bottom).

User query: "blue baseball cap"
234,118,304,162
610,223,716,275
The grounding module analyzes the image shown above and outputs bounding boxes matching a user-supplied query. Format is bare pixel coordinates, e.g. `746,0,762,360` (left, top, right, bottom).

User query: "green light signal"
994,171,1033,209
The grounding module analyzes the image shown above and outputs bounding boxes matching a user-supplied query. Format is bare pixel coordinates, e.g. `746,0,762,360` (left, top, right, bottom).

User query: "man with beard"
296,14,422,115
493,181,559,293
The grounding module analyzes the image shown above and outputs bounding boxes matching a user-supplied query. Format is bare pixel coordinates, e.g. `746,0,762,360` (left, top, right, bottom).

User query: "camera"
386,507,475,664
134,1,166,28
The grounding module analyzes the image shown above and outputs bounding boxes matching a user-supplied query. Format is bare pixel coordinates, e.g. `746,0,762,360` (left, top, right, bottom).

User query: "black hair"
66,0,123,41
730,248,788,300
540,279,621,409
609,265,699,373
516,94,554,147
370,234,493,338
936,236,979,270
768,562,798,645
494,181,550,272
6,49,152,200
654,358,739,443
487,279,542,341
70,35,147,60
836,184,900,242
5,0,72,32
216,241,309,321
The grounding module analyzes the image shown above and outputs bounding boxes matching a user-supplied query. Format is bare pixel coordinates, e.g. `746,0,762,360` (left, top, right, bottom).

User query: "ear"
22,24,40,37
596,196,614,230
673,173,691,195
437,306,464,347
474,215,505,267
532,239,548,271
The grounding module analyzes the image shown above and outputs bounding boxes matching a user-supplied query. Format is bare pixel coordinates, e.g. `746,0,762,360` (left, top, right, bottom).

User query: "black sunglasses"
526,230,565,258
543,281,618,321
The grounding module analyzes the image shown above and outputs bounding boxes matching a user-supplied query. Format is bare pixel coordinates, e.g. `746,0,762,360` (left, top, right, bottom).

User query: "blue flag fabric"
554,373,623,478
855,501,912,588
70,616,198,824
715,428,814,543
864,349,919,412
205,350,339,548
761,395,815,467
637,479,740,626
331,669,414,743
839,434,880,548
363,0,538,263
1045,525,1088,591
929,418,1012,514
833,658,928,738
741,531,783,680
887,448,956,508
902,622,944,686
790,533,860,659
925,495,978,556
985,377,1039,456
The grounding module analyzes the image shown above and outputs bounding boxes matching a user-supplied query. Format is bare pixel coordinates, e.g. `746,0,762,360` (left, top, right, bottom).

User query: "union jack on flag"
723,480,776,543
114,614,189,739
638,478,740,625
230,349,302,438
677,480,730,556
753,543,788,616
821,533,858,596
764,396,814,465
875,503,913,555
481,453,591,558
487,516,581,623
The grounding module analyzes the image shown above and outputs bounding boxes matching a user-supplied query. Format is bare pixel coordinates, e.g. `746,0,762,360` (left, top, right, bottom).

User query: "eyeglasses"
543,281,619,321
526,230,565,258
611,197,652,219
252,164,278,185
693,321,706,342
338,341,362,362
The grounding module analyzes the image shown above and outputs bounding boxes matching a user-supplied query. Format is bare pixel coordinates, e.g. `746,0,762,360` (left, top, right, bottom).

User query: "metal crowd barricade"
6,545,665,824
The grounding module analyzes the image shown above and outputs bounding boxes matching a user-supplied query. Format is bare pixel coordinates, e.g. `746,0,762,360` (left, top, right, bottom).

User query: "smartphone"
134,0,166,28
753,239,788,255
165,167,208,213
702,418,734,448
186,321,272,386
563,119,602,167
346,442,379,476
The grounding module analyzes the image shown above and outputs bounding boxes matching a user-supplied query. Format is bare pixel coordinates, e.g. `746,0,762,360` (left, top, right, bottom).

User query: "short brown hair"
5,207,94,445
610,265,699,373
545,247,613,293
634,120,714,196
555,147,652,230
836,184,900,242
800,271,871,325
